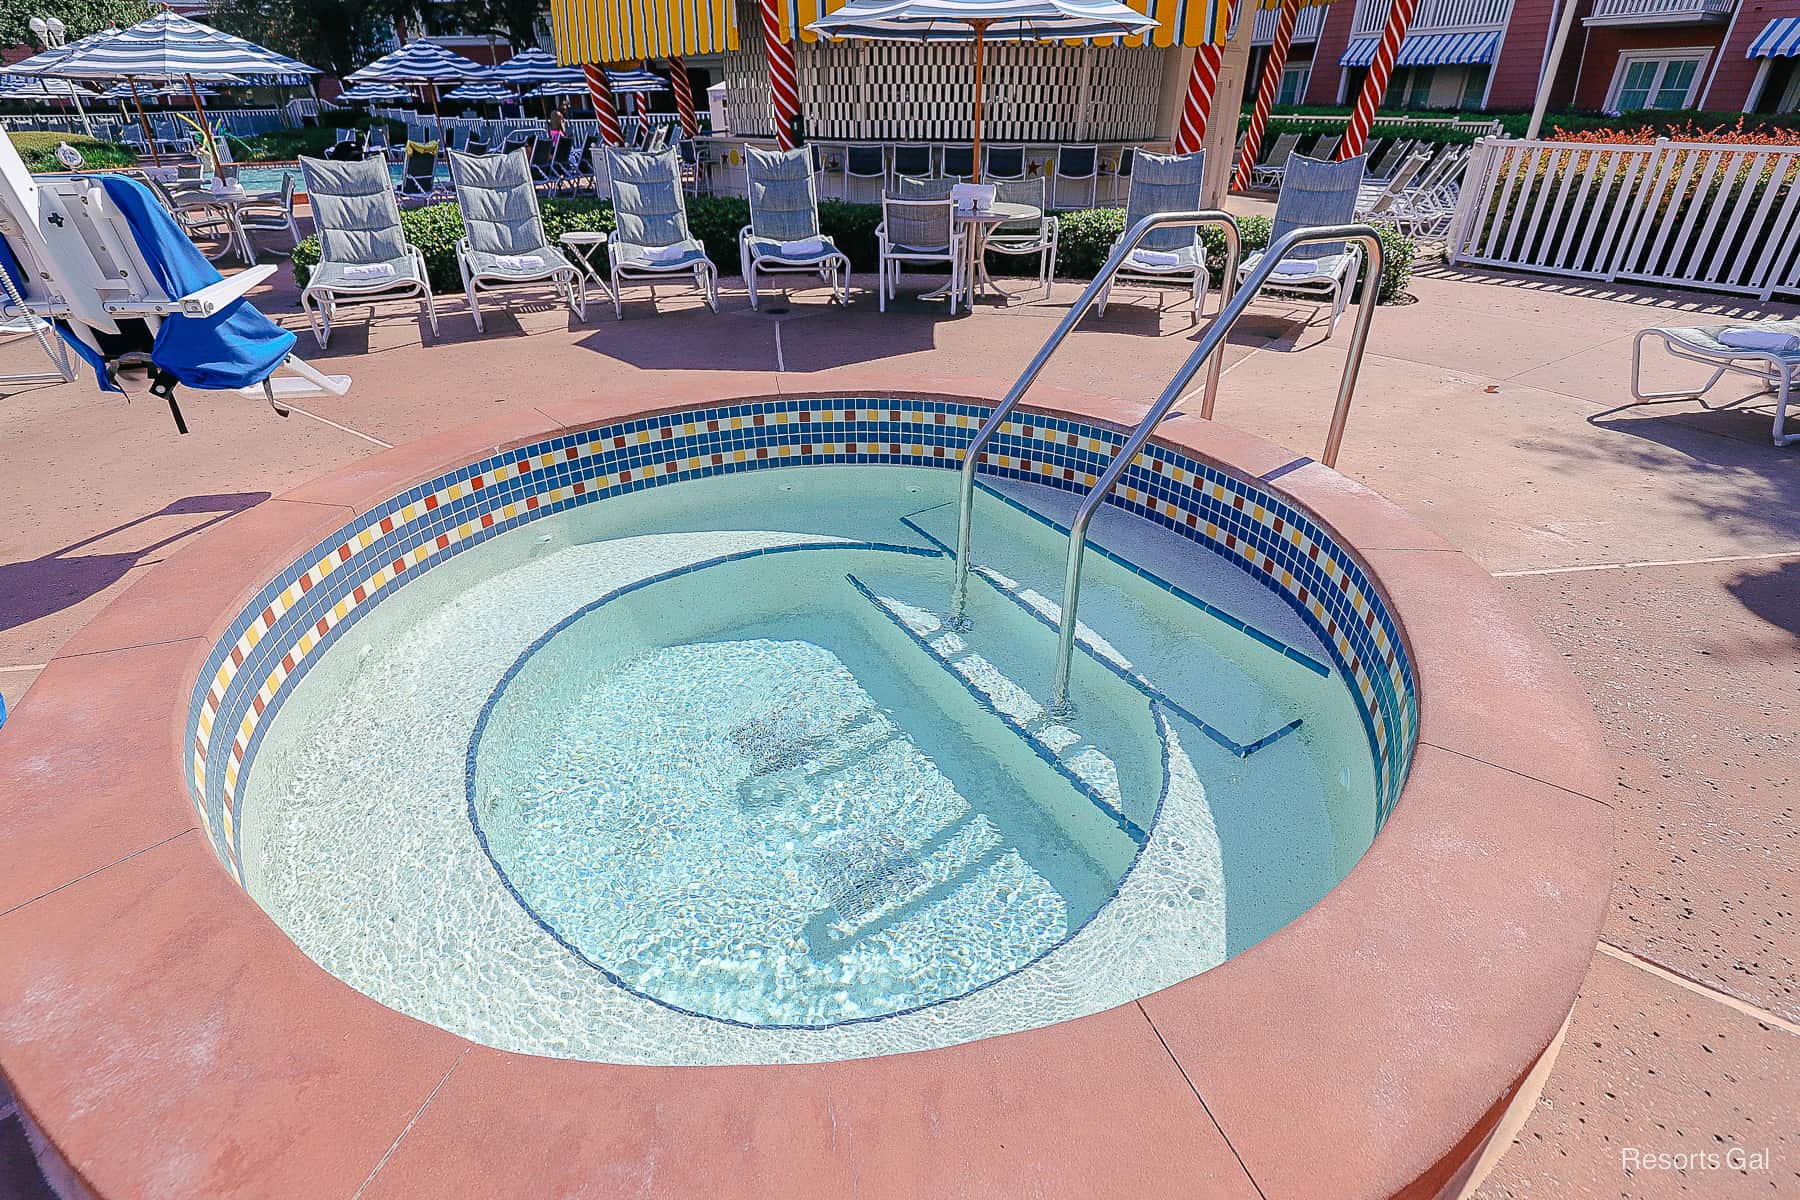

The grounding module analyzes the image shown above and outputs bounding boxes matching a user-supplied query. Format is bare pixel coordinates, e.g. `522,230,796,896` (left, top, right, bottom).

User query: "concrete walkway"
0,248,1794,1197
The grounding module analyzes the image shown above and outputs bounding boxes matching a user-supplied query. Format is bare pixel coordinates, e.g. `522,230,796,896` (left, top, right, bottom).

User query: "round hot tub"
0,387,1611,1200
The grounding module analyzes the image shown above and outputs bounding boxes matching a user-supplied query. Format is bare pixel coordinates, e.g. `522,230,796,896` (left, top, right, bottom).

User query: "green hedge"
227,119,407,164
295,195,1416,305
1254,106,1800,147
7,132,136,171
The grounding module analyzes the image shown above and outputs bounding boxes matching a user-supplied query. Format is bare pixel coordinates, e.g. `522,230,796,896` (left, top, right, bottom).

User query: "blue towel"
97,175,296,390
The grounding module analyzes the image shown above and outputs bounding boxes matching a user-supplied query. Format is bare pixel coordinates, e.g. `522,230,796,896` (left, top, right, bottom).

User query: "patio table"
557,230,616,306
954,200,1041,306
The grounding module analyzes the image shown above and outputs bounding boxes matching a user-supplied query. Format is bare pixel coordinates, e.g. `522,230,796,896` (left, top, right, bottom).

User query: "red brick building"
1277,0,1800,114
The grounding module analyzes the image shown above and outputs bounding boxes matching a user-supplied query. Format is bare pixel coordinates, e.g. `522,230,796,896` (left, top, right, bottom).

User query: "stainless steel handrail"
1047,223,1385,714
949,210,1240,628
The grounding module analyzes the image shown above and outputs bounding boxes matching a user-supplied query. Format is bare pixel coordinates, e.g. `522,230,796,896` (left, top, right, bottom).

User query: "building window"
1384,66,1436,109
1460,64,1491,110
1278,64,1311,106
1605,50,1708,114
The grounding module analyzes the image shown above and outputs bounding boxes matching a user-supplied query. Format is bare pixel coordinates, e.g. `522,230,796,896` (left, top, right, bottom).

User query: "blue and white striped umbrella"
524,80,592,98
444,81,517,103
336,82,414,103
489,48,575,84
347,41,490,85
38,12,319,84
0,75,98,100
606,68,669,93
808,0,1158,42
97,79,232,101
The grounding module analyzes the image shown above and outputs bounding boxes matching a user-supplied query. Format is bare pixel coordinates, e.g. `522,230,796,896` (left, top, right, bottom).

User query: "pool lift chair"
0,133,349,432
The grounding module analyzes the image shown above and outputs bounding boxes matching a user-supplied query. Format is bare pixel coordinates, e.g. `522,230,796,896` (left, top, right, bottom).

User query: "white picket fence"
1446,137,1800,301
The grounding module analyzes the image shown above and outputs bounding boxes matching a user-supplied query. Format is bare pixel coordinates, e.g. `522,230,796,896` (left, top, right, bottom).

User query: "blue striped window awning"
1748,17,1800,58
1339,30,1501,69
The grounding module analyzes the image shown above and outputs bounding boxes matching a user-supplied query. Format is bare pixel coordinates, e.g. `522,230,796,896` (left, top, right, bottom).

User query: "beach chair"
839,143,887,203
1357,152,1429,224
398,141,442,203
1053,144,1099,209
984,144,1026,181
527,136,559,190
984,176,1059,294
0,136,347,430
605,146,718,319
889,144,933,184
1096,150,1210,318
1237,153,1367,339
1250,132,1300,189
877,196,964,314
1632,320,1800,447
297,155,438,348
1309,135,1342,164
553,134,590,190
939,145,975,180
896,175,956,199
236,170,301,255
448,148,585,332
739,145,851,309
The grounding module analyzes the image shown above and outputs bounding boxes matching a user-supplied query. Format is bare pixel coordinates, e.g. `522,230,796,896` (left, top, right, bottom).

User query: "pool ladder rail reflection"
949,214,1384,715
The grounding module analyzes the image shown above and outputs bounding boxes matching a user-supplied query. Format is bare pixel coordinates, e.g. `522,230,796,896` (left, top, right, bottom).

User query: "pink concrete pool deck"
0,234,1796,1197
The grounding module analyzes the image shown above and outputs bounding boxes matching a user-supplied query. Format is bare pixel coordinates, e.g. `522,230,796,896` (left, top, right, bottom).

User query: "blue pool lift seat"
0,132,348,431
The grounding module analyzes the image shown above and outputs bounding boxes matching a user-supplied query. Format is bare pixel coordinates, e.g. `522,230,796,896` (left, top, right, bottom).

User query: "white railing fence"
1446,137,1800,301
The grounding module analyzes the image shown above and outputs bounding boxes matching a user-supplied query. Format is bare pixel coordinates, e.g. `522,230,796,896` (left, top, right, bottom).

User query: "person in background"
547,108,566,150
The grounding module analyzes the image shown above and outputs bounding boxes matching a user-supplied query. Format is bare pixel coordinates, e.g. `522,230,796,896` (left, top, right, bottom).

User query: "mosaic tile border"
186,399,1419,881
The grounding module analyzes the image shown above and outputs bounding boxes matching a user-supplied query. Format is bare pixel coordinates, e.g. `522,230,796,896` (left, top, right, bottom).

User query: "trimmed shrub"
294,194,1414,304
9,132,136,171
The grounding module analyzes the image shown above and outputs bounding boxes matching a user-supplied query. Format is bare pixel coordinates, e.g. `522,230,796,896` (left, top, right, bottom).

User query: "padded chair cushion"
449,149,553,257
298,155,410,267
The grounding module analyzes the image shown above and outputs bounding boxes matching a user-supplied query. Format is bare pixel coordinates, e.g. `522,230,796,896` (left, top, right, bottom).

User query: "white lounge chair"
448,148,585,332
1096,150,1209,318
0,133,347,430
606,146,719,319
1250,132,1300,189
1237,153,1368,340
298,154,438,348
739,145,851,309
877,195,964,314
1632,320,1800,447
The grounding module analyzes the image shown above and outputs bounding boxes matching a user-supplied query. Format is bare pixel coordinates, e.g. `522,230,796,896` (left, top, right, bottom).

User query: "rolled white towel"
342,263,396,280
1718,327,1800,354
1129,249,1181,270
493,253,546,272
643,244,690,264
1272,258,1324,277
775,237,828,259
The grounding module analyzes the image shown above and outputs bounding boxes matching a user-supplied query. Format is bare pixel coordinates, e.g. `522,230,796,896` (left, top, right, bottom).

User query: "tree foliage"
431,0,549,55
210,0,395,79
0,0,157,48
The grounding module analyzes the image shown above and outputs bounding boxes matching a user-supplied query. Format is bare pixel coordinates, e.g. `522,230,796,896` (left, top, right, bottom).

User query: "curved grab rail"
949,209,1240,628
1048,222,1385,714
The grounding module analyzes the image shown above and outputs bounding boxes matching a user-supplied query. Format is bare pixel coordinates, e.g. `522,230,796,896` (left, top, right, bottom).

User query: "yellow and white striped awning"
553,0,1332,64
552,0,739,65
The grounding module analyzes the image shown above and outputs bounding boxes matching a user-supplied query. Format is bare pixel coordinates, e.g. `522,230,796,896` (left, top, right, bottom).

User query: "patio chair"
448,148,585,332
1096,150,1210,318
1632,320,1800,447
1309,134,1342,163
297,154,438,348
527,136,560,190
877,195,964,314
0,138,348,431
896,175,956,199
555,134,591,189
647,123,670,153
1357,152,1429,224
236,169,302,255
939,145,974,180
1103,145,1136,205
140,172,240,264
1250,132,1300,189
398,141,442,203
889,144,933,183
364,125,391,159
841,143,887,203
984,144,1026,181
739,145,851,309
1053,144,1099,209
1236,153,1368,338
678,137,702,195
984,176,1058,295
606,146,719,319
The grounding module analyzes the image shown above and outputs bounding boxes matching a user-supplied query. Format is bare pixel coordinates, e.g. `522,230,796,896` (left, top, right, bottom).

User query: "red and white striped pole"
1339,0,1416,159
1230,0,1300,192
668,55,698,138
758,0,799,150
1174,42,1224,154
583,63,622,147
